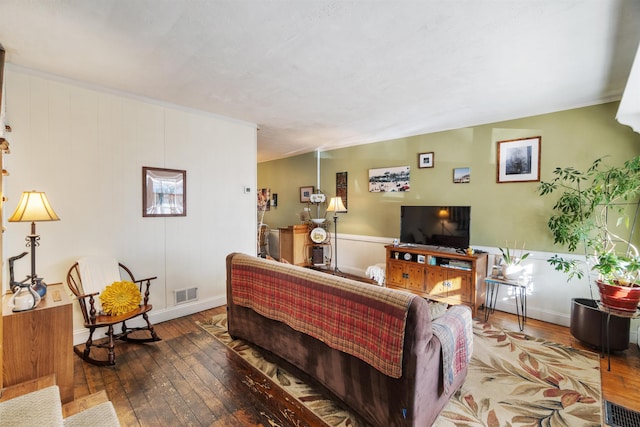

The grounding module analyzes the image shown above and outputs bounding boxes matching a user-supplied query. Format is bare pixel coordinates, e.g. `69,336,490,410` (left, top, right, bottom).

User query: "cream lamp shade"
326,196,346,213
617,42,640,133
9,191,60,223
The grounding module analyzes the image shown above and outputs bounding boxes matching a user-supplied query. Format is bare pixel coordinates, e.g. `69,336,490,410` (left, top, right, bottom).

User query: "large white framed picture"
496,136,541,183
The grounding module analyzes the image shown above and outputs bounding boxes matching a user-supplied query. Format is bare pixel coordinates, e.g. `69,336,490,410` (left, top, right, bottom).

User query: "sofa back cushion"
228,253,417,378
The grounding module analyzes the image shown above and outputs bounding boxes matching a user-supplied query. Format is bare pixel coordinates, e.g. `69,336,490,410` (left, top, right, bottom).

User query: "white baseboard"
72,295,227,346
491,299,570,327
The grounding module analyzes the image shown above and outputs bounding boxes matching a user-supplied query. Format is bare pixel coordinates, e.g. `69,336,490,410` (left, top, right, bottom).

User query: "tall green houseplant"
537,156,640,295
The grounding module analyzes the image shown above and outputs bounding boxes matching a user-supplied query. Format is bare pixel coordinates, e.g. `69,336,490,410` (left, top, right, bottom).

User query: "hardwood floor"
72,306,640,426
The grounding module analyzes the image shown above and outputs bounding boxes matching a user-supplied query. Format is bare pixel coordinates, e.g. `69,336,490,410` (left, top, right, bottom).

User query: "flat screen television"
400,205,471,249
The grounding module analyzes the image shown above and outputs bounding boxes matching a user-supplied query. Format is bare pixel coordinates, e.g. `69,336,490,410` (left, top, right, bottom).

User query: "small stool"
366,263,386,286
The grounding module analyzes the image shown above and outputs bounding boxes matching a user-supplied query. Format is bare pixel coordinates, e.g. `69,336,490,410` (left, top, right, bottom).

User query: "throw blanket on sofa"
230,254,415,378
431,305,473,394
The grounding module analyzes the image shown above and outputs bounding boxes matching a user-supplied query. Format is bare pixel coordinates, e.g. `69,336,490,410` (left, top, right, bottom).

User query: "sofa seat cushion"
230,253,416,378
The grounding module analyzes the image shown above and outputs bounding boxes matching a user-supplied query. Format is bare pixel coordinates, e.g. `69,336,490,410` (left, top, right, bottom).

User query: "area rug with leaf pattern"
198,314,602,427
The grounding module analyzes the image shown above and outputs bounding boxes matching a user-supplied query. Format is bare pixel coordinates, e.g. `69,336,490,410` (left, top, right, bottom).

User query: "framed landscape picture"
369,166,410,192
453,167,470,183
496,136,541,183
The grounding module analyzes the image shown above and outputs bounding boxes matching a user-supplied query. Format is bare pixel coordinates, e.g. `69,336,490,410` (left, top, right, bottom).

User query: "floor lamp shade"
326,197,346,272
326,197,346,214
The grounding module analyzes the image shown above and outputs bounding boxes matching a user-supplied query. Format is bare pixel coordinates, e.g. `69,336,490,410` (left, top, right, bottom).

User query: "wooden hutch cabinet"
385,245,488,317
279,224,311,266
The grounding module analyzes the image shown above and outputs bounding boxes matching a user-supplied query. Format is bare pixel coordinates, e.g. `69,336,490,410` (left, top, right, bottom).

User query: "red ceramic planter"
596,280,640,312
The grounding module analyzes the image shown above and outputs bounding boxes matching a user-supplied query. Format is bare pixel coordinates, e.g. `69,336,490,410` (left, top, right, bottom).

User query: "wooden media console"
385,245,488,317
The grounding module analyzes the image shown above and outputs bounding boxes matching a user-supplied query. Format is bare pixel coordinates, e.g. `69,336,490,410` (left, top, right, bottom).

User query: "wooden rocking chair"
66,258,161,366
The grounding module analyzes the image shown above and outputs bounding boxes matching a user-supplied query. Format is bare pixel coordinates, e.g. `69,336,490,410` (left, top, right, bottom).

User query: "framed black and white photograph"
453,167,470,183
143,167,186,217
300,186,314,203
418,152,434,168
369,166,410,192
497,136,541,183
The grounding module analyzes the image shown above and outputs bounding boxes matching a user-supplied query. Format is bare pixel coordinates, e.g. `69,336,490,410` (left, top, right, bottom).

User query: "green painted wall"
258,102,640,252
257,151,318,226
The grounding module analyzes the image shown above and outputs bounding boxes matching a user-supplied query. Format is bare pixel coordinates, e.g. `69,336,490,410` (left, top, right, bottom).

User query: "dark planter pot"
570,298,629,351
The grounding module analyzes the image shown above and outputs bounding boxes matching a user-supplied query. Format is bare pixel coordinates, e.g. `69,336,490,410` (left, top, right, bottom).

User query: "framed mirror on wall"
142,166,187,217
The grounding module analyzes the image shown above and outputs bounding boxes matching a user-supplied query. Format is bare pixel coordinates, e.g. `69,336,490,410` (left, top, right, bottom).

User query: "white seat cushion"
77,256,121,313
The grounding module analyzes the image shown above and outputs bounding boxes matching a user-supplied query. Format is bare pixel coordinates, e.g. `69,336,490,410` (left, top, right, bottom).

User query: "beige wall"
3,67,257,341
259,102,640,253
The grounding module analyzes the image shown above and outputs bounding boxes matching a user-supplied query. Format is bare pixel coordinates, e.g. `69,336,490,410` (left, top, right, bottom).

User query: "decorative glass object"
9,284,41,312
32,277,47,298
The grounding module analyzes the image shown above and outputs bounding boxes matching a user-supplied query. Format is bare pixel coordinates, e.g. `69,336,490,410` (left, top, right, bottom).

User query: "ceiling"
0,1,639,162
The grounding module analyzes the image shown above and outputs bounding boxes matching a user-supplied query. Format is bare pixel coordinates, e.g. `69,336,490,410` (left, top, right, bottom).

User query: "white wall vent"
174,287,198,305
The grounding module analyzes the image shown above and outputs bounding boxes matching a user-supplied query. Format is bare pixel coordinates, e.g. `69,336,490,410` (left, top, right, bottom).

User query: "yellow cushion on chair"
100,281,142,315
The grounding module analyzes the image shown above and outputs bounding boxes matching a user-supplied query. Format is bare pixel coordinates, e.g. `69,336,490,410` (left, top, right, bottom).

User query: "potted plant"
498,243,530,280
538,155,640,348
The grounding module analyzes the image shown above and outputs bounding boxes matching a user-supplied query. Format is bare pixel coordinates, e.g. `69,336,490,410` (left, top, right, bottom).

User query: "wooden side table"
2,283,73,403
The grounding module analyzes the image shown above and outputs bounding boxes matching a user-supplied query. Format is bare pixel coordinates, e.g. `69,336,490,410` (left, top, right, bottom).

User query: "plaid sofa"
226,252,469,427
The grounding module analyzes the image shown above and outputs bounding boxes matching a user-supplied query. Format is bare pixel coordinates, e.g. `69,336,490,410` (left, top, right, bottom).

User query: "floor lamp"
326,196,347,273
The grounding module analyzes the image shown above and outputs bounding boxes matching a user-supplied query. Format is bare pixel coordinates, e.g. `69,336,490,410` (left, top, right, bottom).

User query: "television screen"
400,205,471,249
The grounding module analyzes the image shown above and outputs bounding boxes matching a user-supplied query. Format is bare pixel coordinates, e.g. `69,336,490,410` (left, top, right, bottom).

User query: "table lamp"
8,190,60,311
